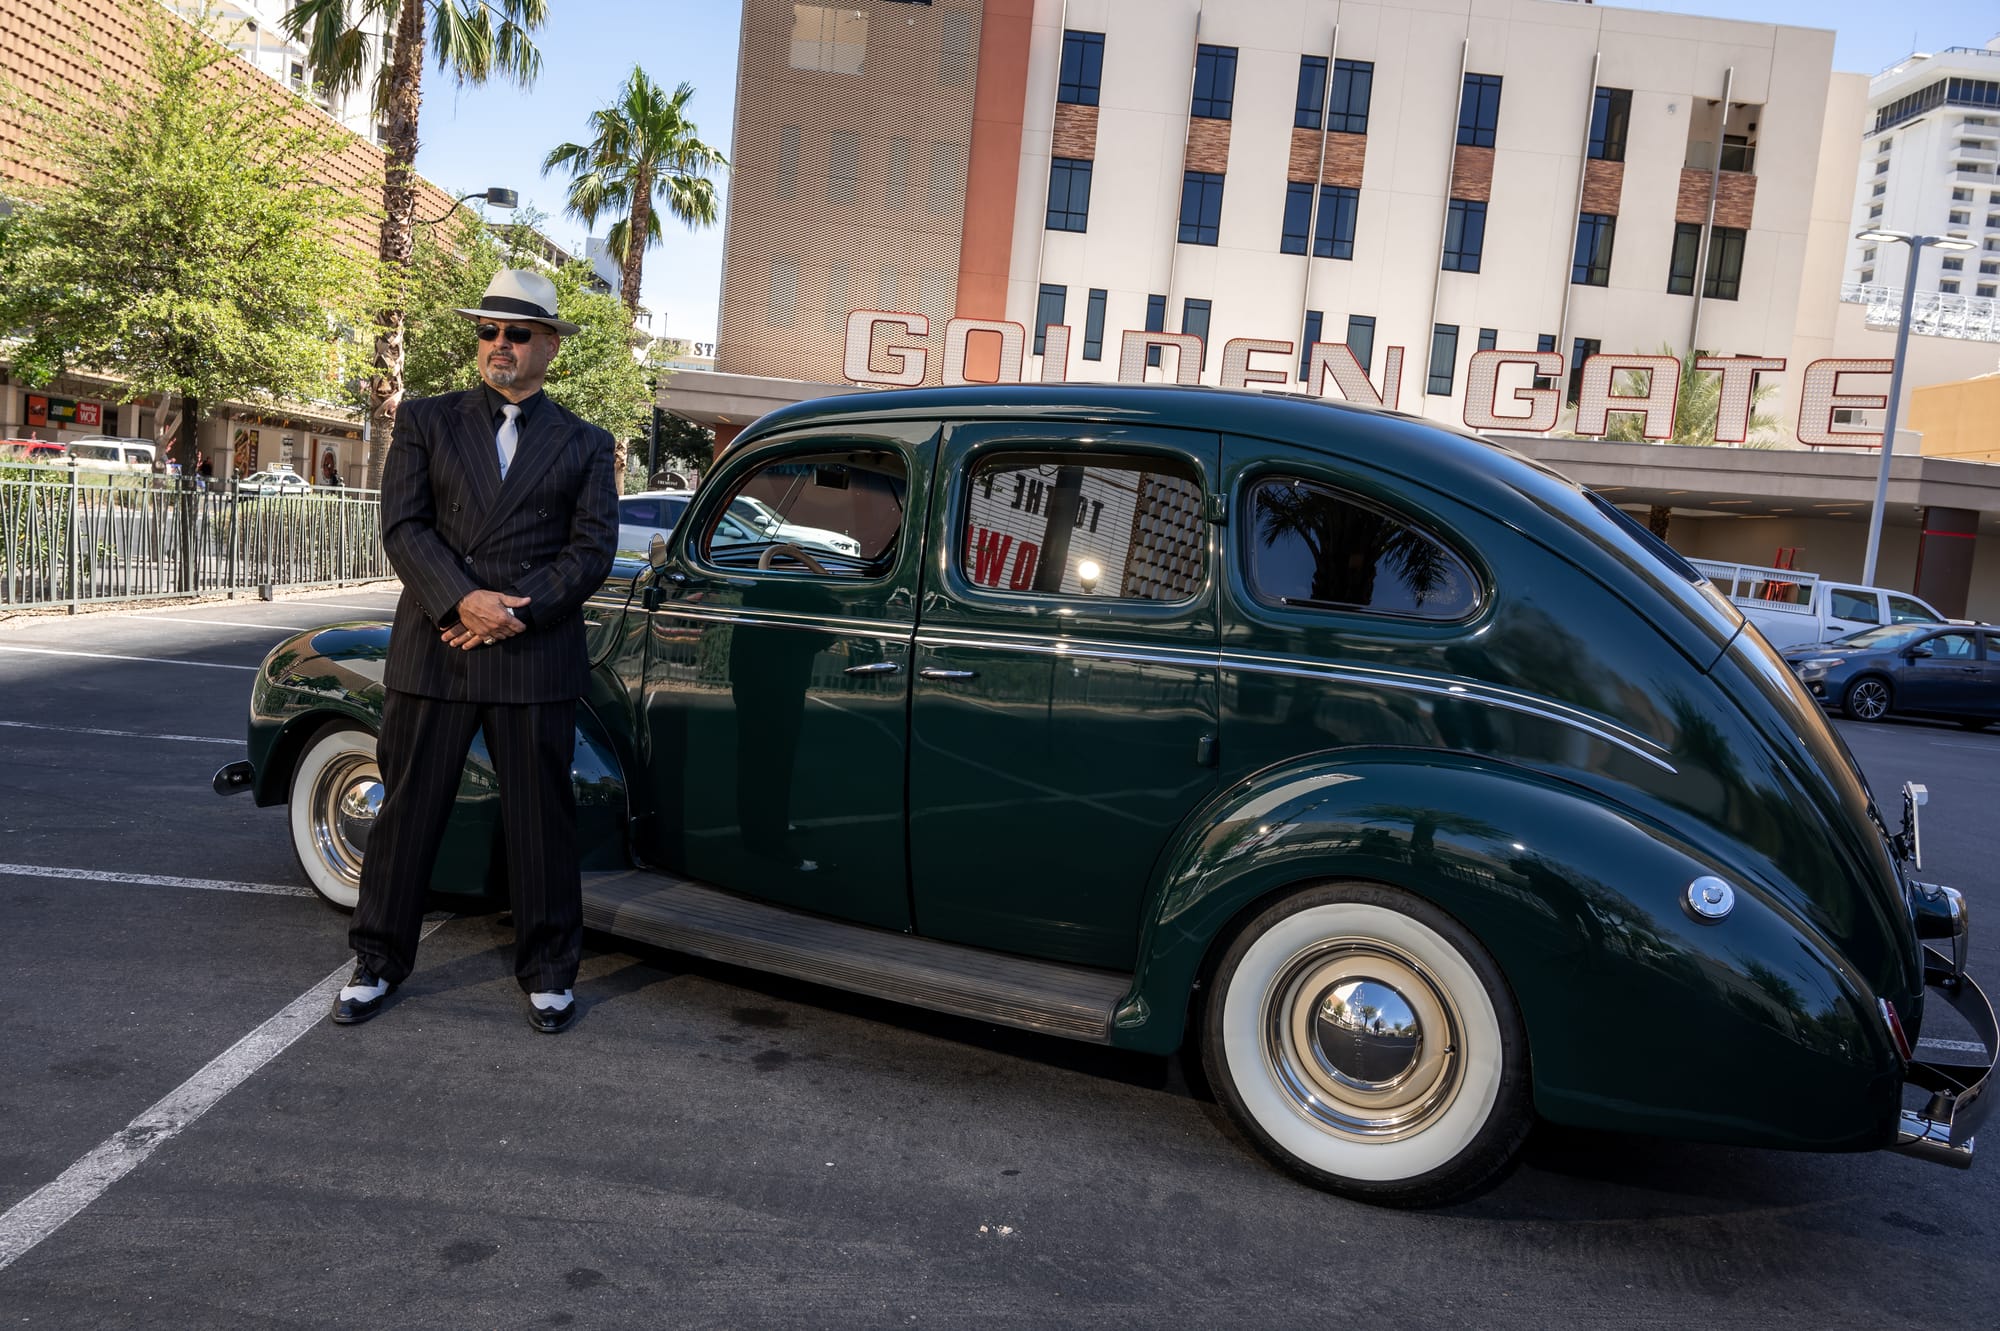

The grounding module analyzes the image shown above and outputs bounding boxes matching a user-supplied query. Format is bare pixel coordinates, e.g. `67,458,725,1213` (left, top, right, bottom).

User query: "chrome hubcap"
1265,941,1463,1141
312,752,380,888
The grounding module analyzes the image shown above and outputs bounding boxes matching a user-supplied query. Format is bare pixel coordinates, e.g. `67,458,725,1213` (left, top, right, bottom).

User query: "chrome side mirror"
648,531,668,568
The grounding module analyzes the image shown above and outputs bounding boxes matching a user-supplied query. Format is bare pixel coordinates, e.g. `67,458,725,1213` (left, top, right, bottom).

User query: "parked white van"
66,440,157,473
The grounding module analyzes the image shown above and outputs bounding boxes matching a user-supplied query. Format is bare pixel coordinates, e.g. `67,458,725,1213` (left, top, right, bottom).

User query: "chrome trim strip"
913,631,1675,773
656,603,913,642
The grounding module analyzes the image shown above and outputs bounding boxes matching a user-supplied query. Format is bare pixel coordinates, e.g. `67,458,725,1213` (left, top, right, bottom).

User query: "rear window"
1829,589,1880,624
960,451,1205,601
1245,477,1480,620
1887,593,1942,625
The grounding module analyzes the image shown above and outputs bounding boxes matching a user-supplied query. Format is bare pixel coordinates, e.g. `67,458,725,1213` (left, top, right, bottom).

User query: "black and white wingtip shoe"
331,965,395,1025
526,990,577,1034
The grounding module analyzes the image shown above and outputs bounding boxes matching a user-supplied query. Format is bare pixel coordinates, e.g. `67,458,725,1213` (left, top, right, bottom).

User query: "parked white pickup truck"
1690,559,1951,650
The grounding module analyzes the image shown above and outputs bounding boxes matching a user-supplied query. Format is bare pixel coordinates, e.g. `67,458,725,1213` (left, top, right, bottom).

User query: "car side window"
1244,477,1481,620
959,452,1206,601
1887,593,1942,625
699,449,904,577
1829,588,1879,623
1927,632,1978,659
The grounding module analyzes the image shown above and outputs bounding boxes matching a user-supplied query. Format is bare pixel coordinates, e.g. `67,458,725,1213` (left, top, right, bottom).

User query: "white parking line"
286,601,396,614
0,916,449,1273
1916,1037,1990,1055
122,616,323,632
0,720,238,746
0,864,313,898
0,644,257,671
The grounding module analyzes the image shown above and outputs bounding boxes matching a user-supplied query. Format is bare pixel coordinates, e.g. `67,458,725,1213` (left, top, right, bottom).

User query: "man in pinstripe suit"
334,270,619,1034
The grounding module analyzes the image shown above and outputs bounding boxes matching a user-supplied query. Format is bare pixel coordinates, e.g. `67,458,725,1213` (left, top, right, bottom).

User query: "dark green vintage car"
219,385,1991,1206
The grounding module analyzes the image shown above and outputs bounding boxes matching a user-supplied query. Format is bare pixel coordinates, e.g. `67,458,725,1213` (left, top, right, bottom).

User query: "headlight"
1796,657,1844,677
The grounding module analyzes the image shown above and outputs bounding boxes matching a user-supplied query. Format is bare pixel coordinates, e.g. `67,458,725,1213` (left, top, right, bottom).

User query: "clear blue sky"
411,1,1999,345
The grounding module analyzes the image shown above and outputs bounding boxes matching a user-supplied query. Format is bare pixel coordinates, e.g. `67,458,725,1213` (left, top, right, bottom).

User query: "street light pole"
1852,228,1976,586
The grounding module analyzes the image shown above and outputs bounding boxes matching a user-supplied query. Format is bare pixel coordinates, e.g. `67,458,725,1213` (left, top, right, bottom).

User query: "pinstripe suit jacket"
379,388,619,704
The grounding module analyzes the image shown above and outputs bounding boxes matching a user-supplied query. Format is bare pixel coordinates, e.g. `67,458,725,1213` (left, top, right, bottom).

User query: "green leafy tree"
1600,344,1783,447
281,0,549,486
402,213,651,451
542,66,724,318
0,6,376,474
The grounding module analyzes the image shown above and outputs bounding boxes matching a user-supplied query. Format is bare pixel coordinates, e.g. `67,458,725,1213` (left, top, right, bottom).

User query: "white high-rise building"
1846,39,2000,301
171,1,390,144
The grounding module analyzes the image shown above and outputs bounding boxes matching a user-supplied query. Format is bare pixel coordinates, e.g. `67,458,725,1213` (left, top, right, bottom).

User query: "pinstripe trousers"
350,689,581,993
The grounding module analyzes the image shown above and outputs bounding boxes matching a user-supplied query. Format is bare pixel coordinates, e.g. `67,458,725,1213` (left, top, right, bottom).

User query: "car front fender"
1117,748,1903,1151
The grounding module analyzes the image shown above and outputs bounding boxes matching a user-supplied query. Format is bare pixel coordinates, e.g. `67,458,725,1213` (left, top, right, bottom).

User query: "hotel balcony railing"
1840,282,2000,343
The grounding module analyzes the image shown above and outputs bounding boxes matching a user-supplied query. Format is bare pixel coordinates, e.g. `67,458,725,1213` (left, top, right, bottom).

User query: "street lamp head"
1930,237,1977,252
1855,228,1911,244
484,187,519,209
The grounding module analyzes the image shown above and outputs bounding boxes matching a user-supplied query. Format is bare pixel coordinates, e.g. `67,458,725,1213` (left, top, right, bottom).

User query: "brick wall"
1052,103,1097,160
1581,159,1623,215
1713,172,1757,229
1288,128,1365,187
1450,144,1492,202
1184,116,1230,174
0,0,456,257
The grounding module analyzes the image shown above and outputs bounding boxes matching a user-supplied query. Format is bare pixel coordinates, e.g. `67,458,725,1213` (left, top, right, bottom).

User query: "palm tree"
1600,343,1783,447
282,1,549,485
542,67,725,320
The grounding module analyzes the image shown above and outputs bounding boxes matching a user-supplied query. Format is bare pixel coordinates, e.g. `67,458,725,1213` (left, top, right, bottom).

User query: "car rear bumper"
1889,927,1994,1169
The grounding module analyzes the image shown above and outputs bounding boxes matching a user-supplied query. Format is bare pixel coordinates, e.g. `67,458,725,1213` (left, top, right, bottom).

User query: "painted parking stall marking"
0,644,257,671
0,917,449,1273
0,720,240,747
0,864,313,899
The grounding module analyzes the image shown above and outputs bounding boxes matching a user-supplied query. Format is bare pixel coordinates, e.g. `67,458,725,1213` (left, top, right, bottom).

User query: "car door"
636,421,936,930
1976,634,2000,721
907,420,1221,970
1892,630,1983,712
1821,585,1882,641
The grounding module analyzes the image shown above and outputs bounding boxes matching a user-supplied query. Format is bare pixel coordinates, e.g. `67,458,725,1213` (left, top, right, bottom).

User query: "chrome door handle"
843,661,903,676
919,668,978,681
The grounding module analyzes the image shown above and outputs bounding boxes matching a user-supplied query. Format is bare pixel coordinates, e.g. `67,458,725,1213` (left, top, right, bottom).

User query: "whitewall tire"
1201,882,1533,1206
288,725,381,912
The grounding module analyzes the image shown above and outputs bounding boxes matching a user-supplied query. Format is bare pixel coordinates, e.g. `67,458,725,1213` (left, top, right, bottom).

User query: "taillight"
1879,998,1913,1063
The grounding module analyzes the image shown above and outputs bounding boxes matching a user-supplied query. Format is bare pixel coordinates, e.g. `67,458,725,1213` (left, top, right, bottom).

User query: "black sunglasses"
476,323,540,344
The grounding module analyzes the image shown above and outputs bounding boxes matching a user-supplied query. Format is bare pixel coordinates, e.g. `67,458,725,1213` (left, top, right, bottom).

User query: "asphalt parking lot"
0,590,1994,1329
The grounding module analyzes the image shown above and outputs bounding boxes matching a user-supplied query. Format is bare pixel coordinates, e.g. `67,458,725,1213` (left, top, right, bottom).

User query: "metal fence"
1,465,389,609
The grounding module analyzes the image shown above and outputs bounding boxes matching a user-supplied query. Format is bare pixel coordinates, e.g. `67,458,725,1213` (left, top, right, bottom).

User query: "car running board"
580,869,1132,1043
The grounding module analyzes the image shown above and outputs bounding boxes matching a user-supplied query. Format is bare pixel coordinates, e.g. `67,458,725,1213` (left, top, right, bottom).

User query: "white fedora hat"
454,268,581,336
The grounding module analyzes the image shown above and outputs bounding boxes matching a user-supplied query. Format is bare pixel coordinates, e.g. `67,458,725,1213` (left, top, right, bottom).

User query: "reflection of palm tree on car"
1255,482,1453,609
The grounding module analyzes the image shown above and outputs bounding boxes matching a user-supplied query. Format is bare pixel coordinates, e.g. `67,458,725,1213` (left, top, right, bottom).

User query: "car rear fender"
1116,748,1904,1150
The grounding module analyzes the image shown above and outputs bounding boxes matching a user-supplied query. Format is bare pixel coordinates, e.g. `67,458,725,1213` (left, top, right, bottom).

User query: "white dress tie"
496,402,521,480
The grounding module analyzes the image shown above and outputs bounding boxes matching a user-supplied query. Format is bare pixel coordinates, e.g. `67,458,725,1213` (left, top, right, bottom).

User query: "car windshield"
1828,624,1928,650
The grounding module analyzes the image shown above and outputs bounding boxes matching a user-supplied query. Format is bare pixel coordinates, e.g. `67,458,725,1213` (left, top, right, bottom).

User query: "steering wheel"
756,542,831,576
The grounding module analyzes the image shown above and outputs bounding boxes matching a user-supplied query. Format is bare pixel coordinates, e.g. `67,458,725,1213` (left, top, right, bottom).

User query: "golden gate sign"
842,312,1896,450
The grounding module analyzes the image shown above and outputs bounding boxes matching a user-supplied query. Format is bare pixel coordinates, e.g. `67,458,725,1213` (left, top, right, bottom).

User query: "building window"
1859,268,1874,284
1568,337,1601,404
1081,289,1108,361
1573,212,1615,286
1981,260,1999,274
1427,325,1459,396
1458,73,1502,148
777,124,801,199
1058,30,1103,105
1589,87,1631,162
1943,255,1965,271
791,5,867,75
1442,199,1486,272
1940,280,1960,294
1869,204,1884,219
1979,284,1998,298
1192,45,1237,119
1704,226,1746,300
1328,59,1373,135
1047,158,1093,232
1477,327,1498,351
1179,170,1224,245
1347,315,1376,374
1533,333,1557,390
1034,284,1066,357
1953,188,1973,201
1295,55,1328,129
940,9,975,86
1299,310,1323,381
1862,246,1877,262
1280,181,1313,255
768,258,798,326
1668,221,1701,294
886,136,911,209
1720,134,1755,174
1145,293,1166,368
1315,185,1358,260
827,129,859,202
1875,160,1890,175
1181,298,1212,371
1989,214,2000,228
1950,210,1971,225
826,262,850,333
1871,183,1885,197
928,142,967,215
